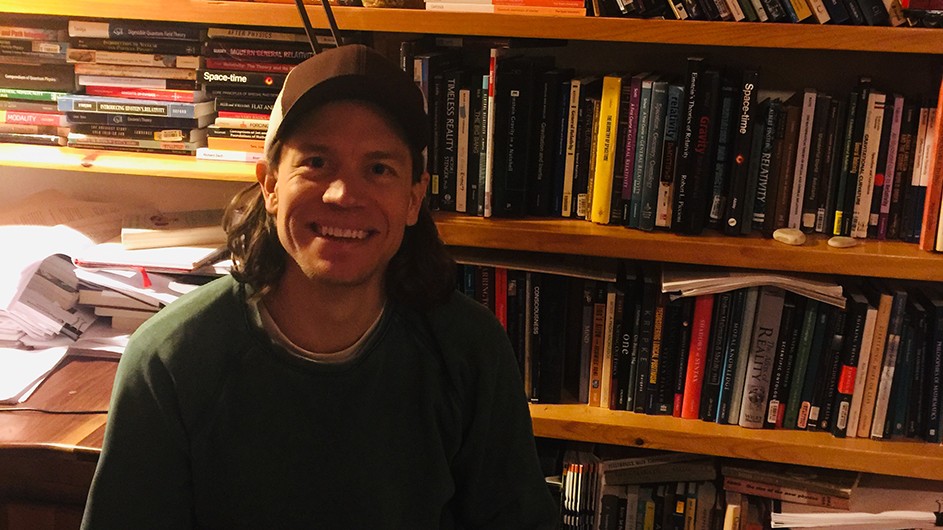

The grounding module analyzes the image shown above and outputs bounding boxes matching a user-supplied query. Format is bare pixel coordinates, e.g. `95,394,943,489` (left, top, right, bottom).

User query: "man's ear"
257,160,278,214
407,171,430,226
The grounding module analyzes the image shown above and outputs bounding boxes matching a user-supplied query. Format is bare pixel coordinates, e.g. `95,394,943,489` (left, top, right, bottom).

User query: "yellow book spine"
590,75,622,224
789,0,813,20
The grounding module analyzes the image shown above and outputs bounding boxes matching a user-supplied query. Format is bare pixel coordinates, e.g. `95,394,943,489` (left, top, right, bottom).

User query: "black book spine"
716,289,747,423
797,303,831,430
752,98,780,231
672,57,705,233
839,82,872,237
536,275,568,404
493,58,536,217
830,289,868,437
197,69,287,88
867,95,897,238
439,69,462,212
572,83,600,219
0,63,75,92
672,298,695,417
811,310,847,432
529,69,569,216
685,68,721,235
708,80,736,231
764,294,799,429
887,101,918,240
552,78,573,217
832,88,860,235
71,37,200,55
72,20,204,42
614,271,638,410
215,99,275,114
821,98,847,238
854,0,891,24
201,40,313,61
468,79,486,215
740,97,770,235
840,0,867,23
920,291,943,443
760,0,789,20
633,272,658,413
650,297,685,415
700,291,733,421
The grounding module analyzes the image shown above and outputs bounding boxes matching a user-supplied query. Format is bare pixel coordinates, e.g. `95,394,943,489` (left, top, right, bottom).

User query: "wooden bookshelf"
4,0,943,493
529,404,943,481
0,144,255,182
436,213,943,282
3,1,943,54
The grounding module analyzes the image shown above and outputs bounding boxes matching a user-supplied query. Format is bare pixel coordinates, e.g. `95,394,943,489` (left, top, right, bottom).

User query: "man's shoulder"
416,290,513,366
124,275,249,363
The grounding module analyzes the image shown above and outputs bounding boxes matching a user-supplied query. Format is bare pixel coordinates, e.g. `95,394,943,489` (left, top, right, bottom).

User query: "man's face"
259,100,427,294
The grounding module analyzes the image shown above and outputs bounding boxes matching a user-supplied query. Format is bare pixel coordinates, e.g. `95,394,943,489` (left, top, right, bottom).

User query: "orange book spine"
919,76,943,251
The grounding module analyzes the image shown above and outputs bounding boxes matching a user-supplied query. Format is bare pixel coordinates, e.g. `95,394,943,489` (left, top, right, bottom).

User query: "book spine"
198,69,287,89
782,300,820,429
0,63,75,92
70,37,200,55
68,20,203,42
727,287,759,425
591,75,623,224
672,298,695,417
801,94,831,233
656,84,684,229
741,98,770,234
203,59,294,74
440,69,461,212
621,74,644,217
457,87,470,214
739,286,786,429
876,95,904,239
764,295,799,429
0,110,67,127
629,76,655,228
59,95,213,119
84,86,206,103
716,289,747,423
0,24,66,41
483,50,500,218
700,291,733,422
681,294,715,420
78,75,198,90
870,288,908,439
710,82,737,232
67,48,201,69
685,68,722,235
721,477,850,510
638,80,669,231
840,82,873,237
752,99,780,229
788,89,817,230
560,79,581,217
202,41,312,61
66,111,203,129
852,91,887,239
72,123,200,142
67,133,200,151
672,58,704,234
633,273,658,413
919,78,943,251
833,88,862,235
820,99,846,237
830,290,868,437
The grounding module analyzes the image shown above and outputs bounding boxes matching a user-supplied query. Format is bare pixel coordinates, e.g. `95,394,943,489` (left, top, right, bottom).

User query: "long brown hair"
223,136,455,311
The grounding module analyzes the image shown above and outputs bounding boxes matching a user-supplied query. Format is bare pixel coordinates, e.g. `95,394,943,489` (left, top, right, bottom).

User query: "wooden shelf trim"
531,404,943,480
0,145,256,182
2,1,943,54
436,213,943,281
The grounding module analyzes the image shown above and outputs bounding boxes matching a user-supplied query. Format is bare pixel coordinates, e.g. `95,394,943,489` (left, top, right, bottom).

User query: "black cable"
0,407,107,414
293,0,324,54
319,0,344,47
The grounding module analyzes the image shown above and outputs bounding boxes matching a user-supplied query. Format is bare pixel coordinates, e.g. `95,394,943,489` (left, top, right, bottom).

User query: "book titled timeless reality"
120,209,226,250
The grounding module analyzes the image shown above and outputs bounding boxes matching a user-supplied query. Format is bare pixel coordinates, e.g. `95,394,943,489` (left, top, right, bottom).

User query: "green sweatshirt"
81,275,556,529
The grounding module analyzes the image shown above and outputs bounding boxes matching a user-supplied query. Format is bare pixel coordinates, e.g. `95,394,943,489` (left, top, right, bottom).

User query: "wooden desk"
0,352,119,530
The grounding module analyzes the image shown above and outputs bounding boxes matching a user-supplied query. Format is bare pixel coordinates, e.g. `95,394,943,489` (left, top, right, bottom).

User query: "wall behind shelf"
0,167,247,213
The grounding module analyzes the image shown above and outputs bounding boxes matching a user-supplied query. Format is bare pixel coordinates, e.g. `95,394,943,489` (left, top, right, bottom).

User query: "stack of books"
196,27,323,163
423,0,587,17
0,18,73,147
59,19,213,155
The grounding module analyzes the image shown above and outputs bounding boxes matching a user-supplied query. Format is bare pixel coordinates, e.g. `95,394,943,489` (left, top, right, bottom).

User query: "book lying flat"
74,243,228,274
120,209,226,250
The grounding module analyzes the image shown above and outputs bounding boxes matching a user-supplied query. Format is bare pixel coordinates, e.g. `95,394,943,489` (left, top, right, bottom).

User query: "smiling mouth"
313,224,372,240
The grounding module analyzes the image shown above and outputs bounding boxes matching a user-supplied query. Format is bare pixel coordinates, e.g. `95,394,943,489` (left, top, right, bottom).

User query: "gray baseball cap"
262,44,428,159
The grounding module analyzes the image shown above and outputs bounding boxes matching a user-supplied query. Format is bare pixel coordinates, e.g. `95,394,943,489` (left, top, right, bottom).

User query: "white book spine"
852,91,887,238
845,305,877,437
738,286,786,429
911,107,930,189
805,0,831,23
483,48,501,218
788,89,816,229
562,79,581,217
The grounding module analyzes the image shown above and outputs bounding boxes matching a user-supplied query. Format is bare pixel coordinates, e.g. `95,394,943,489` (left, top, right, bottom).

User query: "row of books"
408,42,943,249
0,17,345,160
457,261,943,444
551,446,943,530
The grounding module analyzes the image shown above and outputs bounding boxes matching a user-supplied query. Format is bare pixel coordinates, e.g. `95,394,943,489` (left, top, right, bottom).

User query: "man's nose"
322,177,360,207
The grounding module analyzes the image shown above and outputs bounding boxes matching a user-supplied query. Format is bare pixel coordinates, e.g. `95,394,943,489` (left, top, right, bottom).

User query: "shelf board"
2,1,943,54
435,213,943,281
531,404,943,480
0,144,255,182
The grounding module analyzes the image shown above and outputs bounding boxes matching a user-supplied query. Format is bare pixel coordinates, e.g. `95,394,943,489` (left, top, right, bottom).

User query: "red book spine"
84,85,203,103
0,110,66,127
494,267,508,329
919,76,943,251
681,294,715,419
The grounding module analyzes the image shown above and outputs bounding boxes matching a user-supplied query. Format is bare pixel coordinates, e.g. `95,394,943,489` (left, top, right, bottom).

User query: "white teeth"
318,225,368,240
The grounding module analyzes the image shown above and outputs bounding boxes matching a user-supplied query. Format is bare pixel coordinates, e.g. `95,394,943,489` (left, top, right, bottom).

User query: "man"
81,44,557,528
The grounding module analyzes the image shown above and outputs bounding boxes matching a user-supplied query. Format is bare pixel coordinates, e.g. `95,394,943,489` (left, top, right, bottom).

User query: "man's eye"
304,157,326,169
371,163,393,176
